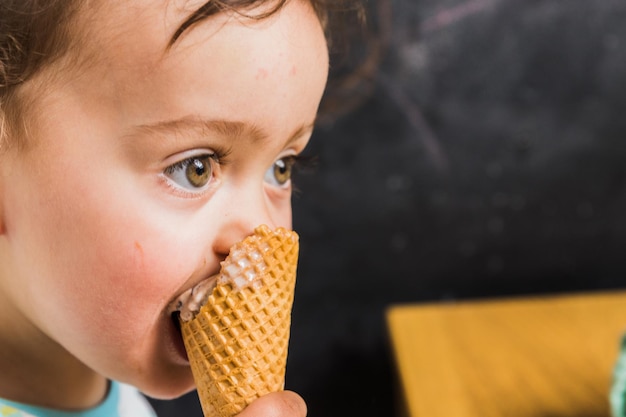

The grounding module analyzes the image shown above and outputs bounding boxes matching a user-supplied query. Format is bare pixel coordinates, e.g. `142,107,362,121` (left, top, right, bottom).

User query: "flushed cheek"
35,213,197,389
11,162,194,374
38,222,183,341
9,138,190,355
58,219,188,319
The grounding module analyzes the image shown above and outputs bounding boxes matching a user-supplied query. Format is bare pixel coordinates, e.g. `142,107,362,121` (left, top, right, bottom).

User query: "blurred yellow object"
387,290,626,417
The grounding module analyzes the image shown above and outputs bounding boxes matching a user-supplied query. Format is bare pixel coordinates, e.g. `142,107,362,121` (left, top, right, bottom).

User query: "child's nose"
211,190,280,257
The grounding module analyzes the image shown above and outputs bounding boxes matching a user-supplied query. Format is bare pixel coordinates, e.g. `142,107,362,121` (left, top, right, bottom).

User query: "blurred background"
151,0,626,415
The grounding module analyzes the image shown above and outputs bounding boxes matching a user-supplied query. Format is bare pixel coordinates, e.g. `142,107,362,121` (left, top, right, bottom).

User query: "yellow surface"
387,290,626,417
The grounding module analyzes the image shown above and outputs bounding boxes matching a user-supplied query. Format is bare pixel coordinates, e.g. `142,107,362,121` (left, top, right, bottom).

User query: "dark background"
151,0,626,415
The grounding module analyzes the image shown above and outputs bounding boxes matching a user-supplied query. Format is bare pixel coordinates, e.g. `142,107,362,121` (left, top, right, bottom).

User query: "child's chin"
136,373,196,400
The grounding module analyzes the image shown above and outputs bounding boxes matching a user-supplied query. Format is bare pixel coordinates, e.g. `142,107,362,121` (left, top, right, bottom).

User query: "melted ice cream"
169,276,217,322
169,237,271,322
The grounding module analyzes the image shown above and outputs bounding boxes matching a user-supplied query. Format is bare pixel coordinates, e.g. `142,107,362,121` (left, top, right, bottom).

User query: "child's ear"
0,112,6,235
0,114,11,236
0,181,5,236
0,139,3,235
0,136,5,236
0,168,4,235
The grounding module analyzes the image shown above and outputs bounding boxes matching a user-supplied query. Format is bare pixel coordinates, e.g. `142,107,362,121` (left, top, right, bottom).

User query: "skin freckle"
134,241,145,268
256,68,269,80
134,241,144,253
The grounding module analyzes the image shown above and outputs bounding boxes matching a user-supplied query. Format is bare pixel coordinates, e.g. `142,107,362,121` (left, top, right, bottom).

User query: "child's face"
0,0,327,399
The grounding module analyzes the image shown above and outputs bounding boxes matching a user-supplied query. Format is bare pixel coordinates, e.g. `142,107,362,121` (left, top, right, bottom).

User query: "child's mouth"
169,310,188,362
167,275,218,322
171,311,182,335
166,276,218,363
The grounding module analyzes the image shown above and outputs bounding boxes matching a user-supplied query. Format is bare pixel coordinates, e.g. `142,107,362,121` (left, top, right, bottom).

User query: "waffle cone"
180,225,299,417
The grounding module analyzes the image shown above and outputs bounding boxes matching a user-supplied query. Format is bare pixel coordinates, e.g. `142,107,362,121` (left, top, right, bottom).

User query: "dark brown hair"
0,0,363,147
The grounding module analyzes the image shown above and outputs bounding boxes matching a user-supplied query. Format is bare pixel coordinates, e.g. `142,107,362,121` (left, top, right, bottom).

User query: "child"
0,0,352,415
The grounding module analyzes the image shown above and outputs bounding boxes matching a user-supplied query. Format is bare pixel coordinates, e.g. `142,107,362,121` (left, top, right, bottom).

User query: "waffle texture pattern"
181,225,299,417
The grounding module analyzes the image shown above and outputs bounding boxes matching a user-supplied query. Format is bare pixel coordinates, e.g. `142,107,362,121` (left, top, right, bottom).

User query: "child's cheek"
35,188,193,344
60,230,191,355
87,232,187,311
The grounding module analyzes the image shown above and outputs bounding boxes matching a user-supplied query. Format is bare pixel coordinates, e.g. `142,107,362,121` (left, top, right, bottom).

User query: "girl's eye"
265,156,298,188
164,153,216,191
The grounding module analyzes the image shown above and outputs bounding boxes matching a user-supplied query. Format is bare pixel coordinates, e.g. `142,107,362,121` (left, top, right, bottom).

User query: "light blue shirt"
611,334,626,417
0,381,156,417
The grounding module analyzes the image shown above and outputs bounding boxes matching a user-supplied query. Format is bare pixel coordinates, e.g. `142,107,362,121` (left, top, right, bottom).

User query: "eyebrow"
132,117,315,147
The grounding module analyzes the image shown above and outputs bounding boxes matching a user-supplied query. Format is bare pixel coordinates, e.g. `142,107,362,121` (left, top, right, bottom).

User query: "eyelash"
285,154,316,195
163,147,230,175
163,152,218,176
160,150,315,197
160,148,229,198
163,152,313,174
289,154,316,172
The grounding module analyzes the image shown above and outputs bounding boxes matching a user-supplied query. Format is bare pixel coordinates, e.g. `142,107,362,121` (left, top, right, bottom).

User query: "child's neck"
0,286,108,410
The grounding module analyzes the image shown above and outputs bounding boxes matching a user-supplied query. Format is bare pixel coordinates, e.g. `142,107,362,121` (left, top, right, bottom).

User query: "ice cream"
171,225,299,417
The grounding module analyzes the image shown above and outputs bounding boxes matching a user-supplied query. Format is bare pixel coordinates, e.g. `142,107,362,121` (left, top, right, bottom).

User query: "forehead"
76,0,289,56
55,0,328,124
77,0,319,68
67,0,321,84
75,0,205,61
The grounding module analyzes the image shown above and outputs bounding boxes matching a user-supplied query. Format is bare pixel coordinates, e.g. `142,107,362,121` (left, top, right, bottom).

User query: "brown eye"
186,156,211,187
265,156,297,187
164,153,215,191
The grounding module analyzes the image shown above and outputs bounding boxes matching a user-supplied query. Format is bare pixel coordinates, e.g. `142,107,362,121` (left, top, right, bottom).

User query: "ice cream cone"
180,225,299,417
